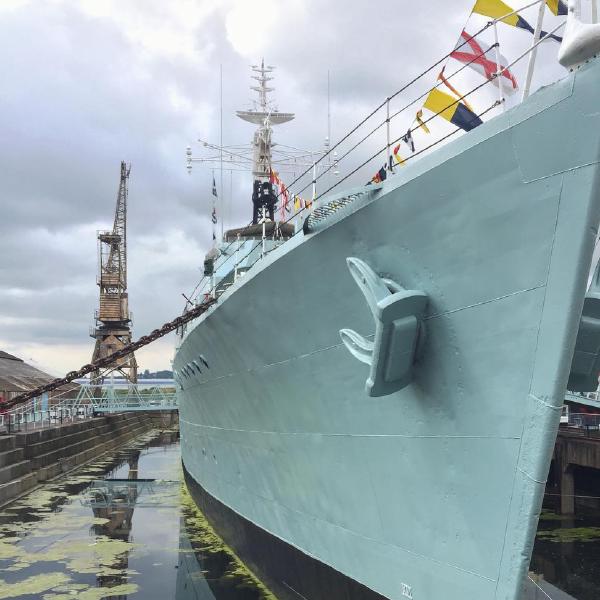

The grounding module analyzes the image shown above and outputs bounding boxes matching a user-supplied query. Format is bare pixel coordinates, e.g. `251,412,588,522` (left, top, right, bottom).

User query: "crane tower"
90,161,137,384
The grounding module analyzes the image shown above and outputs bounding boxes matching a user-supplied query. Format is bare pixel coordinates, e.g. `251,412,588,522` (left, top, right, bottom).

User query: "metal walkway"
564,390,600,409
1,381,178,432
71,382,178,412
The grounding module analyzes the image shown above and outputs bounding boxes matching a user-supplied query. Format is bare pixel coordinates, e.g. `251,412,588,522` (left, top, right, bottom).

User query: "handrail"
188,1,569,307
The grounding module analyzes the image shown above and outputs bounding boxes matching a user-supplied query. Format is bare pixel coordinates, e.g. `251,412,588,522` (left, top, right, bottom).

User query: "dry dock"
0,412,176,506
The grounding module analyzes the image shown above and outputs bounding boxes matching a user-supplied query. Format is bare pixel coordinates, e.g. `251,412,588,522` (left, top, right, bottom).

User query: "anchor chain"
4,298,216,410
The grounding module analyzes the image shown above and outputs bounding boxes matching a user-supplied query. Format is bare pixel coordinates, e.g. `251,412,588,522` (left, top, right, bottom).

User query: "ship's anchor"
340,257,428,397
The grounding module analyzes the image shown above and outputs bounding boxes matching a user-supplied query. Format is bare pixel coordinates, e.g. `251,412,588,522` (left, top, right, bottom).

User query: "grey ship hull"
175,58,600,600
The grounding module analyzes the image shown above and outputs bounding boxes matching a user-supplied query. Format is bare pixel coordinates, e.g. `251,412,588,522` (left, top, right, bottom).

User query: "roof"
0,351,23,362
0,351,78,396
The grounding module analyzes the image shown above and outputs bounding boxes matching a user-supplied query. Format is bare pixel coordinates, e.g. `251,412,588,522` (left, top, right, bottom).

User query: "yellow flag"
473,0,563,41
472,0,521,27
416,110,431,134
392,144,405,166
423,88,483,131
423,88,458,122
545,0,567,15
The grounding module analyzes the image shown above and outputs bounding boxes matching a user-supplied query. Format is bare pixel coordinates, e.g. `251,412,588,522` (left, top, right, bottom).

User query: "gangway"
0,381,177,431
71,382,177,413
564,390,600,409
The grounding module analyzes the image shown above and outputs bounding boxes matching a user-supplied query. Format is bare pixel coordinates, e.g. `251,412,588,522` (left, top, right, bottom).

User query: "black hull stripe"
183,463,389,600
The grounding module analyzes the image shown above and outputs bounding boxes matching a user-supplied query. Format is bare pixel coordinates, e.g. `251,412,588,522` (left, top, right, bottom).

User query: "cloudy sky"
0,0,570,376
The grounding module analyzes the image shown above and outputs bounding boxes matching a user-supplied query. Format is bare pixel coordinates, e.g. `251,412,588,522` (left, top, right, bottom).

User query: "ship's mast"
236,60,295,181
251,60,273,114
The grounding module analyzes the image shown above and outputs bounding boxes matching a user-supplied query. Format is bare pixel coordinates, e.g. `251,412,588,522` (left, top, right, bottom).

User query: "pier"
551,427,600,515
548,395,600,516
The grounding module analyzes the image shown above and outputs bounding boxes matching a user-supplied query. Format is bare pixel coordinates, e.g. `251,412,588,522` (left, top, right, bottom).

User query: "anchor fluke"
340,257,428,397
558,0,600,68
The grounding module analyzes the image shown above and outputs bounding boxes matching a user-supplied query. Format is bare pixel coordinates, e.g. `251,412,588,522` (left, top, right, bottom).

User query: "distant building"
138,369,173,380
0,351,78,405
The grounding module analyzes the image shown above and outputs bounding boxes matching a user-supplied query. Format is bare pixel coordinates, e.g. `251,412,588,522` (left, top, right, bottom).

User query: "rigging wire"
186,13,546,304
185,7,558,304
527,576,555,600
5,2,567,409
225,99,501,273
265,21,495,202
288,42,501,201
273,17,566,229
183,22,498,303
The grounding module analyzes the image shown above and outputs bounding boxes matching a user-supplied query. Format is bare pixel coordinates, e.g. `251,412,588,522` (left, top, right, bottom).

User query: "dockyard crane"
90,162,138,385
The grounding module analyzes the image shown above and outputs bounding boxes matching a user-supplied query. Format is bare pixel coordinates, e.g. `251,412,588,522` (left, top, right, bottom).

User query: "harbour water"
0,429,271,600
530,510,600,600
1,427,600,600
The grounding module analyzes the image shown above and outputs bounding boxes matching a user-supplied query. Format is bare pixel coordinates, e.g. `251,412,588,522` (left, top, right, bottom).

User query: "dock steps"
0,412,158,506
0,447,25,468
0,460,31,485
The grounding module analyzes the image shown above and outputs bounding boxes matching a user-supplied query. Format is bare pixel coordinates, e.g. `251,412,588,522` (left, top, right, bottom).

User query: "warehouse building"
0,351,77,405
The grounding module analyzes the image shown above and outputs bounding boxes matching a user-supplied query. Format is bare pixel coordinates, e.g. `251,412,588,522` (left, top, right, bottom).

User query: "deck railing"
186,0,574,310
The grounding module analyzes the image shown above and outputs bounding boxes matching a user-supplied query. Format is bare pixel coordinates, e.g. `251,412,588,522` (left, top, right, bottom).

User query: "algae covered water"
2,427,600,600
0,429,273,600
529,509,600,600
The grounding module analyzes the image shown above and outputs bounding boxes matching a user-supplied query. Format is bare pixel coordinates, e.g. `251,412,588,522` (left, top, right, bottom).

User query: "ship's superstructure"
237,61,294,225
175,4,600,600
198,62,296,299
90,162,137,384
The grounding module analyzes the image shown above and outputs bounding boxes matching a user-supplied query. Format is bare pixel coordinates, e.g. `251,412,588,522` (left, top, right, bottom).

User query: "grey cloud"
0,0,567,371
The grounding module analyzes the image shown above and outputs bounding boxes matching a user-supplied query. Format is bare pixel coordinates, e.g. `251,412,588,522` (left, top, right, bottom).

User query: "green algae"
538,509,577,522
180,483,277,600
0,572,71,599
0,512,110,541
5,562,32,572
41,583,139,600
0,539,22,560
0,429,252,600
0,531,136,577
536,526,600,542
50,583,89,592
10,489,69,511
78,583,139,599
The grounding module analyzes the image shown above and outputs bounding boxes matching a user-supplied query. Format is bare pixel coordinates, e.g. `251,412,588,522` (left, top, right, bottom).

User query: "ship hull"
183,464,387,600
176,59,600,600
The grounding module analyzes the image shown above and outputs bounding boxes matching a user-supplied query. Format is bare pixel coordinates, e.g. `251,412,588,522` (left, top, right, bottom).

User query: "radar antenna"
236,59,295,181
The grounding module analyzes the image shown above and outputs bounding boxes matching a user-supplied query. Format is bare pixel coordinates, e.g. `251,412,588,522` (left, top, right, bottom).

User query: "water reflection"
3,428,600,599
0,429,271,599
90,452,138,594
530,511,600,600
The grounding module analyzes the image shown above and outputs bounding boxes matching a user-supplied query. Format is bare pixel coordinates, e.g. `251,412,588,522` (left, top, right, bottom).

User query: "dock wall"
0,411,171,506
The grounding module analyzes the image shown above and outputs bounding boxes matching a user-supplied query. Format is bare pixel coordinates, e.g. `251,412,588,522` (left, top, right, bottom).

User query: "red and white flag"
451,30,518,95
